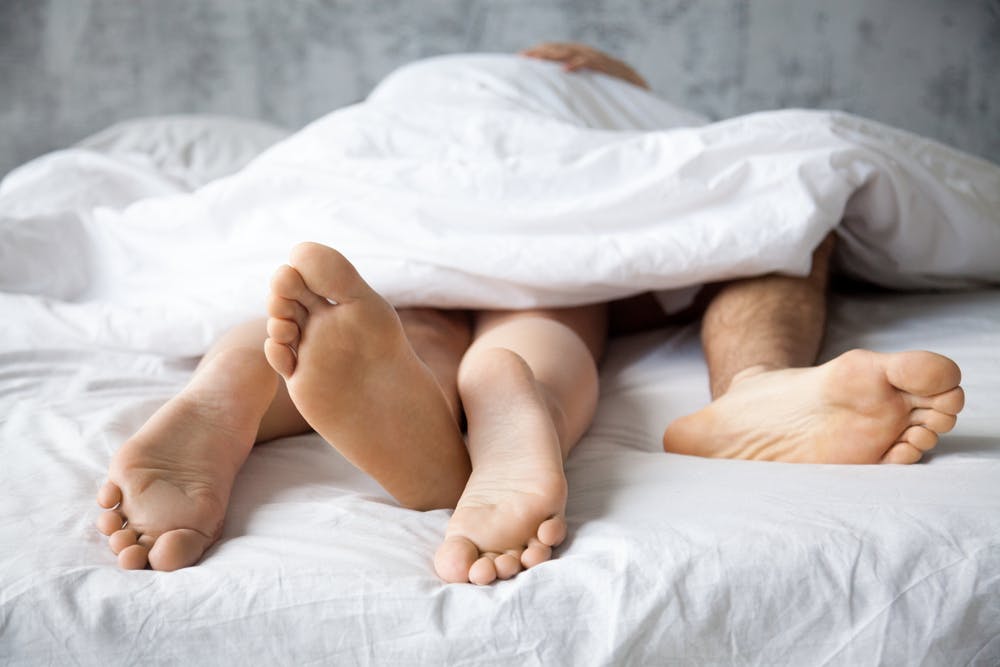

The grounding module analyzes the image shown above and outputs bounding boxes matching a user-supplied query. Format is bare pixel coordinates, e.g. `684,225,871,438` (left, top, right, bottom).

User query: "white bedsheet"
2,290,999,665
2,54,999,665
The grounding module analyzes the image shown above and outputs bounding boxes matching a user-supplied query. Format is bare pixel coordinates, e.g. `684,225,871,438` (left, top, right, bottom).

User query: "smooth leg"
662,234,965,464
395,308,470,423
434,304,607,585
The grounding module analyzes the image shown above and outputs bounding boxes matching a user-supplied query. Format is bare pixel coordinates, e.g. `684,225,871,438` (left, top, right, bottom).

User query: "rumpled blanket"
2,54,998,356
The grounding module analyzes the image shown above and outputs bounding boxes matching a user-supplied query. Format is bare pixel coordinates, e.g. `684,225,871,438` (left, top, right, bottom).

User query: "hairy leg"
264,243,472,510
701,234,834,399
662,234,965,463
95,318,311,570
434,304,607,585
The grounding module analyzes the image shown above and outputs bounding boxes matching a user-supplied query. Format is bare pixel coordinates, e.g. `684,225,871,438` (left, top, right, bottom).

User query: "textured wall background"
2,0,999,177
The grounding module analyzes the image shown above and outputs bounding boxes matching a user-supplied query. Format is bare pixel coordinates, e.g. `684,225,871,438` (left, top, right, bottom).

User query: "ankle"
459,347,574,463
717,364,780,396
458,347,531,397
186,348,279,420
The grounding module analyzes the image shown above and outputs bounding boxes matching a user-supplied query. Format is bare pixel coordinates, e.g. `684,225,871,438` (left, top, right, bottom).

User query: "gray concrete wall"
2,0,999,177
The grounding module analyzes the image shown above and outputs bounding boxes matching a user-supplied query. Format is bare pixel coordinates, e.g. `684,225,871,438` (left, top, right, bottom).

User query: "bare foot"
434,349,568,585
263,242,470,510
95,351,262,570
662,349,965,464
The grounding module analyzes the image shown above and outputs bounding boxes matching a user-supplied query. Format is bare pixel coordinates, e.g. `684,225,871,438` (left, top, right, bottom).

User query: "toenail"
120,519,128,530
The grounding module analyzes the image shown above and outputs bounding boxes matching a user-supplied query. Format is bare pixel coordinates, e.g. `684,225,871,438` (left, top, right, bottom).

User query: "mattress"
2,111,999,664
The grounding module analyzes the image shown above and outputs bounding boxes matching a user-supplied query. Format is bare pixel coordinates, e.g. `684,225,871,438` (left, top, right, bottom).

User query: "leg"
96,246,473,570
264,243,472,511
700,233,834,400
95,318,311,571
434,304,607,585
395,307,471,424
662,234,965,464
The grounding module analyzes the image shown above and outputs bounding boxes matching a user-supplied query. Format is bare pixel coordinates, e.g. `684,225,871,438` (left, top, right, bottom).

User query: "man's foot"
434,349,568,585
662,349,964,464
263,242,470,510
95,353,261,570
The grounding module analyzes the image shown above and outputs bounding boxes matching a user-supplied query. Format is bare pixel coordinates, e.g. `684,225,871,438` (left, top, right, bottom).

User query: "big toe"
434,536,480,584
147,528,216,572
288,242,371,303
885,351,962,397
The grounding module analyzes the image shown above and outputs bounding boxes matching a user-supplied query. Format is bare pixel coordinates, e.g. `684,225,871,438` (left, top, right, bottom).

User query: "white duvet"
1,54,998,356
3,54,1000,665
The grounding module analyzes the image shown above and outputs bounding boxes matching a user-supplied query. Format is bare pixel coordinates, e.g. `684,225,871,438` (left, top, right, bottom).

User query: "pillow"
75,115,291,190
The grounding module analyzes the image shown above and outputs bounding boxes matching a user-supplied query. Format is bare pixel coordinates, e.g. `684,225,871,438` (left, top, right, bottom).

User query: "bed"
2,56,999,665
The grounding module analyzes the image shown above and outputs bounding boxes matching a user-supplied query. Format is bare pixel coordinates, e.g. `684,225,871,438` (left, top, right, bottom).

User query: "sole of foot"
434,348,569,585
263,242,470,511
662,349,964,464
96,378,258,570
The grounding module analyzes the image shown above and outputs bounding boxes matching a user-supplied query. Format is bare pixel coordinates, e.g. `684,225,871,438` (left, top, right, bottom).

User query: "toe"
494,552,523,580
270,264,326,311
468,556,498,586
109,528,139,554
931,386,965,416
434,536,479,583
289,242,371,303
264,338,297,379
118,544,150,570
148,528,214,571
537,516,567,547
885,351,961,396
97,509,126,536
96,481,122,509
880,442,924,464
909,408,958,434
266,291,309,327
900,425,938,452
266,317,300,346
906,386,965,415
521,542,553,569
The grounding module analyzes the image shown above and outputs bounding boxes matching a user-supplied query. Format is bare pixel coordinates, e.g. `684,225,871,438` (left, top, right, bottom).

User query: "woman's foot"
96,350,267,570
662,349,965,464
434,348,569,585
264,242,470,510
